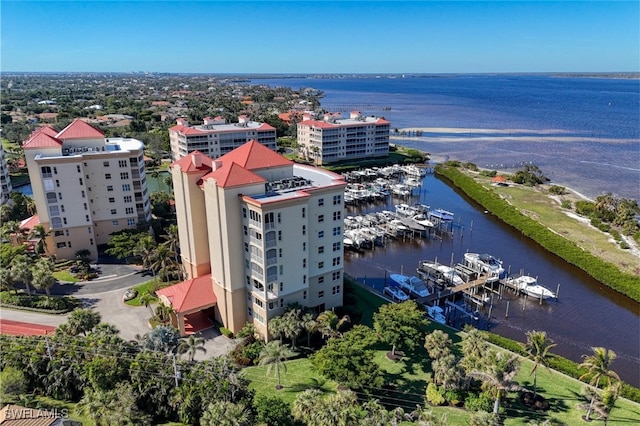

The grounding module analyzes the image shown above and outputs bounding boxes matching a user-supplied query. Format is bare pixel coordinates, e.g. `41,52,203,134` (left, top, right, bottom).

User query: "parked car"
383,286,409,302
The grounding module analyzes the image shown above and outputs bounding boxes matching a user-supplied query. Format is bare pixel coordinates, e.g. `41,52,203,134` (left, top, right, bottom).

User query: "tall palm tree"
31,257,56,297
10,254,33,296
468,351,522,415
301,312,318,347
316,310,350,340
424,329,453,360
178,335,207,361
268,316,286,342
579,347,620,421
258,340,296,389
138,291,156,317
161,224,180,256
150,243,173,282
134,235,157,277
524,330,556,399
29,224,51,257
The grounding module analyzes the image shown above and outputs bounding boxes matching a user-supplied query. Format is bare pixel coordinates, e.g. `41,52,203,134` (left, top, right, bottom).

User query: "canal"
344,171,640,387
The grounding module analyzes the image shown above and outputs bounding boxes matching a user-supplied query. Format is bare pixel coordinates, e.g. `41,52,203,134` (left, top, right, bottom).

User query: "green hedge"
0,292,79,313
435,165,640,302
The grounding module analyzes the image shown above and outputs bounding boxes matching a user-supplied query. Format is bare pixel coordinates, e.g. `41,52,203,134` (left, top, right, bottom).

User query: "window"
333,211,341,221
105,173,112,179
120,172,129,180
77,165,81,173
333,241,341,251
318,214,324,223
278,230,282,240
333,195,341,205
51,218,62,228
318,261,324,269
333,257,341,266
53,167,57,174
58,192,63,200
333,226,341,236
103,161,110,167
303,290,307,300
90,238,94,245
127,218,136,226
333,271,341,280
46,192,57,203
280,298,284,308
124,195,132,203
302,207,306,218
254,298,264,308
107,185,113,192
318,230,324,238
244,243,249,252
112,220,119,226
332,285,341,295
318,198,324,206
83,203,87,210
303,275,306,284
302,225,306,235
279,248,282,257
88,227,92,233
303,242,306,251
41,166,52,177
56,242,67,248
279,282,283,291
86,215,90,222
277,213,281,223
122,184,131,192
318,246,324,254
67,241,72,248
63,218,67,225
111,209,117,215
109,197,115,203
318,276,324,284
318,291,324,298
243,226,248,235
81,190,85,198
303,258,306,268
242,208,246,218
119,160,128,167
79,178,83,185
125,207,134,215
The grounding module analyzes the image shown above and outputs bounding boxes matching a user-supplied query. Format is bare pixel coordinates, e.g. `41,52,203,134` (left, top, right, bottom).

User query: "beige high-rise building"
171,140,346,337
169,115,277,161
0,143,12,205
23,119,151,260
297,111,390,165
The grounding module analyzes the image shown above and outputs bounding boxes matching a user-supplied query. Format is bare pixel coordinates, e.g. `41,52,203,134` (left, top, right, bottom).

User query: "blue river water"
253,75,640,386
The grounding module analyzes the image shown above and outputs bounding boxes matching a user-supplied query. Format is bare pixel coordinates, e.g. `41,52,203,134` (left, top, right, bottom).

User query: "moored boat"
389,273,431,298
463,252,506,280
425,305,447,324
505,275,556,300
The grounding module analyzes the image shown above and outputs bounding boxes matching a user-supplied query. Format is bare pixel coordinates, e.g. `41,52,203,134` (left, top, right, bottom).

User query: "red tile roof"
204,161,266,188
19,215,40,231
298,119,337,129
39,126,59,137
56,119,105,140
22,131,62,149
257,123,276,131
218,140,292,171
0,320,56,336
156,274,216,313
169,124,206,135
171,151,213,173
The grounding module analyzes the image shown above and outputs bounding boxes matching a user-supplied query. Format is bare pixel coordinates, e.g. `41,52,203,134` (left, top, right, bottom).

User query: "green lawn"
52,270,80,283
124,279,161,306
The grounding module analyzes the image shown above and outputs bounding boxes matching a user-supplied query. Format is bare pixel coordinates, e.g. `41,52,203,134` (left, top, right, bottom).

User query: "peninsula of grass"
435,163,640,302
124,279,161,306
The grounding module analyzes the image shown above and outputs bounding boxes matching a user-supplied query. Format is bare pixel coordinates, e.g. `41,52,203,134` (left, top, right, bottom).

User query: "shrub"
242,340,266,365
480,170,497,177
425,382,446,406
561,200,572,209
444,389,465,406
220,327,234,338
548,185,566,195
464,391,494,412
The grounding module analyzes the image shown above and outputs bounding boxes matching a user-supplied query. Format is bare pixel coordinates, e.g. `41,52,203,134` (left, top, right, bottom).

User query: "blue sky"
1,1,638,73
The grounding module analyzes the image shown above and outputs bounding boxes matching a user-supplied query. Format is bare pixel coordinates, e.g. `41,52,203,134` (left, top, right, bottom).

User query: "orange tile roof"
171,151,213,173
168,124,206,135
0,320,56,336
218,140,292,171
55,119,104,140
38,126,59,137
203,161,266,188
156,274,216,313
22,131,62,149
298,119,337,129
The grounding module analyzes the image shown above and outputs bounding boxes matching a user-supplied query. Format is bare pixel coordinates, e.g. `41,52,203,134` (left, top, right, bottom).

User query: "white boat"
412,213,435,228
463,252,506,280
425,305,447,324
391,183,412,197
389,273,431,298
429,209,455,222
383,286,409,302
395,203,418,217
505,275,556,300
417,261,464,287
405,177,421,187
436,264,465,287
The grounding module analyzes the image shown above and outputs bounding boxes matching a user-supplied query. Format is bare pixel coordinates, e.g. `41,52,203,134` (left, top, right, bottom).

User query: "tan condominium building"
171,140,346,338
23,119,151,260
0,143,12,205
169,115,277,161
297,111,390,165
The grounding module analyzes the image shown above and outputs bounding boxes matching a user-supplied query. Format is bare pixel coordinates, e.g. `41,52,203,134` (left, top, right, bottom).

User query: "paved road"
1,261,237,359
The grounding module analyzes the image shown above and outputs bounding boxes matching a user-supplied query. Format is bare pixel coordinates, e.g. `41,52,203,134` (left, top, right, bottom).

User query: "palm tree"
524,330,556,399
138,291,156,317
10,254,33,296
316,310,350,340
431,353,463,389
424,329,453,360
161,224,180,256
579,347,620,421
0,267,17,294
29,224,51,257
292,389,323,424
468,350,522,415
151,243,175,282
31,257,56,297
178,335,207,361
200,401,254,426
301,312,318,347
134,235,157,277
460,326,489,373
268,316,286,342
258,340,296,389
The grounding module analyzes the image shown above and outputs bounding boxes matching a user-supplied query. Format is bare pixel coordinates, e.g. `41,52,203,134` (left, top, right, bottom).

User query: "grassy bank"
435,164,640,302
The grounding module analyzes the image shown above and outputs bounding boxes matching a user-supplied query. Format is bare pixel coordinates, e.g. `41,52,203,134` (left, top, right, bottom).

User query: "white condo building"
297,111,390,165
23,119,152,260
169,141,346,337
0,143,12,205
168,115,277,161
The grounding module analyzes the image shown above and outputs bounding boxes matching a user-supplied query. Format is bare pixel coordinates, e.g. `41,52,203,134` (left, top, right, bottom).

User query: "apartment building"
168,115,277,161
171,140,346,338
0,143,12,205
297,111,390,165
23,119,151,260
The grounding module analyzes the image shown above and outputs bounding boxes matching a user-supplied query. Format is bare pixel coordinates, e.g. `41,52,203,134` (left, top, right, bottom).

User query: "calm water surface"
344,173,640,387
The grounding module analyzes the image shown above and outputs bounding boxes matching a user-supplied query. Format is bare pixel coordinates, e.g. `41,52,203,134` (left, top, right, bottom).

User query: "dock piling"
505,301,510,318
